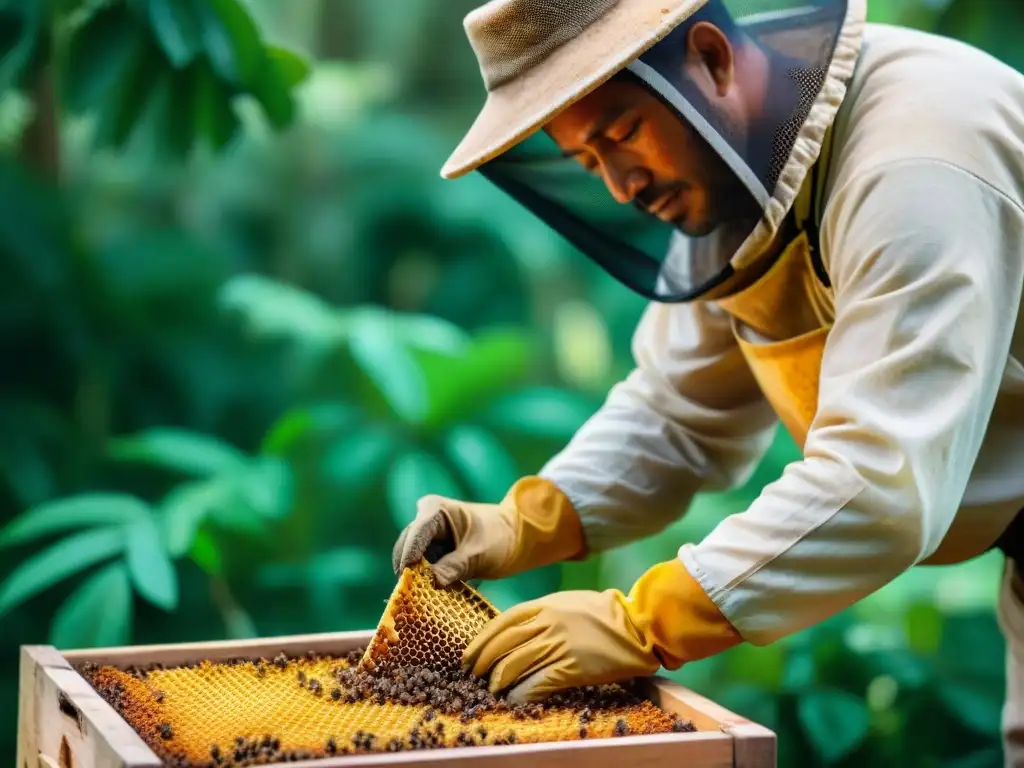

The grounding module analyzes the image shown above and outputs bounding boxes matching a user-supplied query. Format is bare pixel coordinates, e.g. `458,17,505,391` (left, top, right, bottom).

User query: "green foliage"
60,0,310,157
51,562,133,648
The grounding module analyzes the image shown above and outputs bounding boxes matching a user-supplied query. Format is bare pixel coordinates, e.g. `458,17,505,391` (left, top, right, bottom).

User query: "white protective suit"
538,20,1024,759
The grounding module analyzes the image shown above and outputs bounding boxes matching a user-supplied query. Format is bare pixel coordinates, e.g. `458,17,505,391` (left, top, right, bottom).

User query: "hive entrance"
77,560,694,766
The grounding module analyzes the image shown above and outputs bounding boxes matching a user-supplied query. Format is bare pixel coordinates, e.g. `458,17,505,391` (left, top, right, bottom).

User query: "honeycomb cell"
77,560,694,767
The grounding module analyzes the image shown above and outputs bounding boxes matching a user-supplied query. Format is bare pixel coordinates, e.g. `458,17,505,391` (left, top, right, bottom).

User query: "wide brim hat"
442,0,866,187
441,0,868,302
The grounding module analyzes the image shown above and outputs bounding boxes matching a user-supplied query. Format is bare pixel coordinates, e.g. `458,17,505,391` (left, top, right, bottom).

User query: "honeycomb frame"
358,559,501,676
19,634,776,768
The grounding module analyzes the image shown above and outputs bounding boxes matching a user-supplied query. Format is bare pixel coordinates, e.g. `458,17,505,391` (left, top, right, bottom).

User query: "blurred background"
0,0,1020,765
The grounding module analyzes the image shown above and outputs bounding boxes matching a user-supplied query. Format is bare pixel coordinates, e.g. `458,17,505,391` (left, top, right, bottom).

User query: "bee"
153,691,166,704
209,745,221,763
330,687,342,701
309,679,323,696
158,724,173,740
579,727,588,739
615,719,629,737
273,653,288,669
325,738,337,756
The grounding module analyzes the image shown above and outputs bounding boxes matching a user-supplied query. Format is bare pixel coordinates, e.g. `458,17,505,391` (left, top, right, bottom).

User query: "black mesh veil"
477,0,848,302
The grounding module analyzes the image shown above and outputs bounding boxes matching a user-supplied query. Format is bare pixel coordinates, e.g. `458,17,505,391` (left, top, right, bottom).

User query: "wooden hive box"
18,630,777,768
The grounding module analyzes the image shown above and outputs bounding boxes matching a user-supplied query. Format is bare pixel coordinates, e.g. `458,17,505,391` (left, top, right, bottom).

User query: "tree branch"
19,59,60,183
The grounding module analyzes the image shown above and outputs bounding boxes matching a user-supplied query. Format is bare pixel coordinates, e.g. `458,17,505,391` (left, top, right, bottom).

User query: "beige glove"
391,476,587,587
462,557,744,704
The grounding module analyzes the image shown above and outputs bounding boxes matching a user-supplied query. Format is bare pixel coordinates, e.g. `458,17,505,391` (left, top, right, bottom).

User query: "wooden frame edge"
644,677,777,767
726,723,777,768
18,645,163,768
60,630,375,668
38,630,776,767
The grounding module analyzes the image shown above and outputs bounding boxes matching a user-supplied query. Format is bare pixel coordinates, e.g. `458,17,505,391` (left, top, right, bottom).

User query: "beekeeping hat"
442,0,866,302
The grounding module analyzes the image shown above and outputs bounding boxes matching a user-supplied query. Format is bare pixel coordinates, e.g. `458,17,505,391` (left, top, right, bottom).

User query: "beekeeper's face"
544,22,752,237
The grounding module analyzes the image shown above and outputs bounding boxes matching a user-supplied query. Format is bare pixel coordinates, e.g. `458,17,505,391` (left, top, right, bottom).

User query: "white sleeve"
540,293,779,553
680,159,1024,645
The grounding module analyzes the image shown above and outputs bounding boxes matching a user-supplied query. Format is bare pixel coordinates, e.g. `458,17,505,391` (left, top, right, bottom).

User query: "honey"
77,561,693,766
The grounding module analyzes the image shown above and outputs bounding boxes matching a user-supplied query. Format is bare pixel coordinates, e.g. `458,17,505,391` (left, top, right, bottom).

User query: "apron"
711,130,1024,568
713,127,835,454
715,228,831,451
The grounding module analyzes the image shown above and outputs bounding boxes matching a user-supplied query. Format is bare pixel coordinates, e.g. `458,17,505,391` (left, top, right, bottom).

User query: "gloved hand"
391,476,587,587
462,557,744,704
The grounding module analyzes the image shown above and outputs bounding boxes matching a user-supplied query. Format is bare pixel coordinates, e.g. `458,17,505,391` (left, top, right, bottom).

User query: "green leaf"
905,602,943,655
251,47,295,130
386,450,462,530
63,2,139,113
322,427,401,492
145,0,202,67
196,0,264,87
238,457,294,520
0,527,126,619
0,3,44,92
264,45,311,88
937,679,1002,738
209,492,270,539
261,402,359,456
0,494,150,549
349,325,428,425
189,528,223,576
143,58,199,161
125,518,178,611
219,273,344,344
107,428,248,477
444,425,519,502
480,388,598,441
193,57,240,150
160,480,227,557
415,327,533,426
384,312,470,355
796,688,870,764
50,563,133,650
93,34,166,151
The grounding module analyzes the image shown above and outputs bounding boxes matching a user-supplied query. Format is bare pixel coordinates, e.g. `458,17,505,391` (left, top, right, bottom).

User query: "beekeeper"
391,0,1024,759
